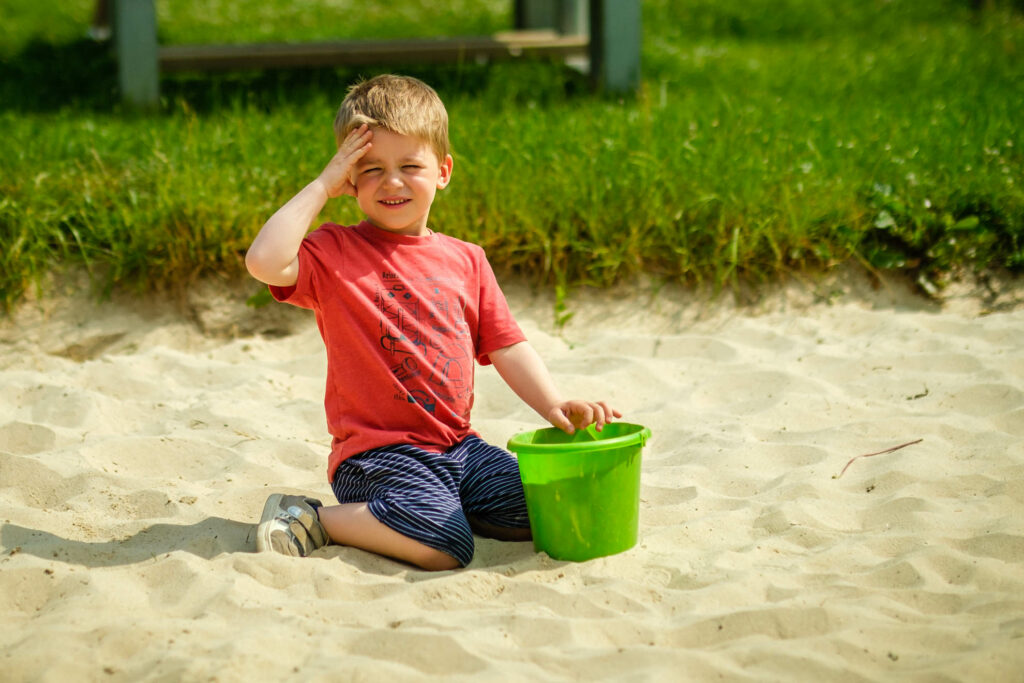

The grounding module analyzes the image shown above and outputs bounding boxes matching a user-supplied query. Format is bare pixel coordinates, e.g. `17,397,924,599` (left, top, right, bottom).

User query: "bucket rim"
507,422,651,455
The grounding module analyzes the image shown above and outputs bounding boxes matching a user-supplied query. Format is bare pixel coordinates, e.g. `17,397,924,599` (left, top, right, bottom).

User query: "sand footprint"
653,335,739,363
752,506,835,550
991,409,1024,436
955,533,1024,563
942,383,1024,417
857,558,927,589
0,451,85,508
26,384,99,429
667,606,833,648
859,496,935,533
0,421,56,456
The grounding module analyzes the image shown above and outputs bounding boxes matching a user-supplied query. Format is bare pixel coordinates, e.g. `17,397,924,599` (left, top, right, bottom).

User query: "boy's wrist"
310,176,331,199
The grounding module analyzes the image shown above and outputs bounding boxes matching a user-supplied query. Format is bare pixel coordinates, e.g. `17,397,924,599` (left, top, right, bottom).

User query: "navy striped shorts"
331,435,530,566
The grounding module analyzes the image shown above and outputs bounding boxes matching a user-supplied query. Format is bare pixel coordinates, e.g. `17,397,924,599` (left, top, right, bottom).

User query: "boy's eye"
402,164,422,170
361,167,382,175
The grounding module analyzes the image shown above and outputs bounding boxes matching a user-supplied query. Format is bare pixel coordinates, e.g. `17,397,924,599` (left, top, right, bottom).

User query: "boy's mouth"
380,198,410,207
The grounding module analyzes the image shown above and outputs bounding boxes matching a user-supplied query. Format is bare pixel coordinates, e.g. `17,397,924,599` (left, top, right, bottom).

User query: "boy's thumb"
547,408,575,434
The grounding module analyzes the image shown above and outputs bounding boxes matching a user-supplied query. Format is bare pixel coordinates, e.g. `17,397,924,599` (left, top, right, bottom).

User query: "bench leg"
114,0,159,107
515,0,587,35
514,0,557,31
588,0,641,93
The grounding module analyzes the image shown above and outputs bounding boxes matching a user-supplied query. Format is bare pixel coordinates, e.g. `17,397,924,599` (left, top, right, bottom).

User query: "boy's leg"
331,446,477,568
466,515,532,542
458,436,533,541
317,502,459,571
255,493,459,569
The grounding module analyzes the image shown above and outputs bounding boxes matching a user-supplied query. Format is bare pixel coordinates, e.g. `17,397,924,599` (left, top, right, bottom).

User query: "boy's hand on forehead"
316,124,372,199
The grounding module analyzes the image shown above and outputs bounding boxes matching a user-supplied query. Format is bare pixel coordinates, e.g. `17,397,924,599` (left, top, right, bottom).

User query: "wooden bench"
106,0,641,107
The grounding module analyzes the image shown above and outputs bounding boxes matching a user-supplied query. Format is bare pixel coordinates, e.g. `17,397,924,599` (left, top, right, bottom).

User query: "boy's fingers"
600,402,620,426
340,139,371,162
346,125,372,147
549,401,620,434
339,127,372,158
548,407,576,434
574,404,594,430
595,403,618,431
345,143,371,168
344,123,370,142
570,401,621,432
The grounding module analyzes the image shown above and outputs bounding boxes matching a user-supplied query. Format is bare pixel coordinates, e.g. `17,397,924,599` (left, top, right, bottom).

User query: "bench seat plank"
159,31,587,72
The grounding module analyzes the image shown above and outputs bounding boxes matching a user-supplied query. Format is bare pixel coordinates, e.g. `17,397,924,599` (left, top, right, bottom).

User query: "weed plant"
0,0,1021,308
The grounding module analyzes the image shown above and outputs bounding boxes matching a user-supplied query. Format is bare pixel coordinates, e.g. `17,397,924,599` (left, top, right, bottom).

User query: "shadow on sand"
1,517,254,567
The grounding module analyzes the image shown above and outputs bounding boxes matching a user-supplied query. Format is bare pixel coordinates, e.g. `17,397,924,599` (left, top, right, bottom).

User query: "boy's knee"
413,547,462,571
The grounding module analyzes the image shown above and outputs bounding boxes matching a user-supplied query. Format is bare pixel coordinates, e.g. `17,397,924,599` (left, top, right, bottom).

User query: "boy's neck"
359,219,435,241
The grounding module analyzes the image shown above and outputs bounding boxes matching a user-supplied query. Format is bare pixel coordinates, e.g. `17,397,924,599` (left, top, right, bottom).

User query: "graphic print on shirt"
375,271,472,415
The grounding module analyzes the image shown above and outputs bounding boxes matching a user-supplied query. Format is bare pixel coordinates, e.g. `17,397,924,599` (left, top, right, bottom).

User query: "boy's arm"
245,125,372,287
489,341,622,434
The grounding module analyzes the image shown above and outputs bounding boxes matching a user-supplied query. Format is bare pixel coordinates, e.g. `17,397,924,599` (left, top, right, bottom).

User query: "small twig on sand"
834,439,923,479
906,386,929,401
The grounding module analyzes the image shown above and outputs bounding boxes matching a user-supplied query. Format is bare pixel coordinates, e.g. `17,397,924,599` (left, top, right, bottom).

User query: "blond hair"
333,74,450,161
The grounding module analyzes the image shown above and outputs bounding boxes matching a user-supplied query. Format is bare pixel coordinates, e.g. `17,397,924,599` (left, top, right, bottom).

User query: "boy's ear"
437,155,454,190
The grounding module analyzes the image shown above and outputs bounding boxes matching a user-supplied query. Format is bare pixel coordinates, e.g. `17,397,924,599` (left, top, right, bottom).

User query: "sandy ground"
1,271,1023,682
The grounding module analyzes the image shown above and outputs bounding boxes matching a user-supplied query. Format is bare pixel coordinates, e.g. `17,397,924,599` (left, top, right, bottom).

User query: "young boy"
246,74,619,571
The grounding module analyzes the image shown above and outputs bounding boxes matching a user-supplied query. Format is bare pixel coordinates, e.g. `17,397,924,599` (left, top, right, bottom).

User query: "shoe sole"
255,493,287,554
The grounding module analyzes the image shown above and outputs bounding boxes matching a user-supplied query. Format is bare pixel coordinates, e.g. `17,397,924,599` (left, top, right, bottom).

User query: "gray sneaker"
256,494,330,557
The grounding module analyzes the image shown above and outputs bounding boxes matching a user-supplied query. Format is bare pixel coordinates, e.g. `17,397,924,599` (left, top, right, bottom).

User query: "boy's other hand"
316,124,373,198
548,400,622,435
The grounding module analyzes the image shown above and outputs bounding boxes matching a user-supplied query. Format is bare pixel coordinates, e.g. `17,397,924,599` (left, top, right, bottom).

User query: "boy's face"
350,127,453,236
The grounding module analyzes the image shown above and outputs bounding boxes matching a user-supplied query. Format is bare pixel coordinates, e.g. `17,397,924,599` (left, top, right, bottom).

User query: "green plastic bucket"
508,422,650,561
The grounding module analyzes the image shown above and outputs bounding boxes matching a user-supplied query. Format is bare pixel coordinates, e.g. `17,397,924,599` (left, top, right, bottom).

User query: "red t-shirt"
270,221,525,481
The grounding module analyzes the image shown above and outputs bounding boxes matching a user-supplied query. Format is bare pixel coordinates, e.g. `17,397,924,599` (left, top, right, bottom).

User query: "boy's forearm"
489,342,564,419
490,341,621,433
247,126,371,287
246,178,330,286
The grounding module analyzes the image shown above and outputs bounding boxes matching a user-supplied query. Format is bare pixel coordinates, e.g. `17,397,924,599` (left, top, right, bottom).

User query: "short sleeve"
473,249,525,365
268,224,341,309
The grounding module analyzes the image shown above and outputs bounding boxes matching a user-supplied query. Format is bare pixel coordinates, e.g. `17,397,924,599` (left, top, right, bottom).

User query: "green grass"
1,0,1022,309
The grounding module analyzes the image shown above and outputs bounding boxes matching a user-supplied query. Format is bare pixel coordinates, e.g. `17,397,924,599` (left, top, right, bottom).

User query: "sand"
1,271,1023,682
